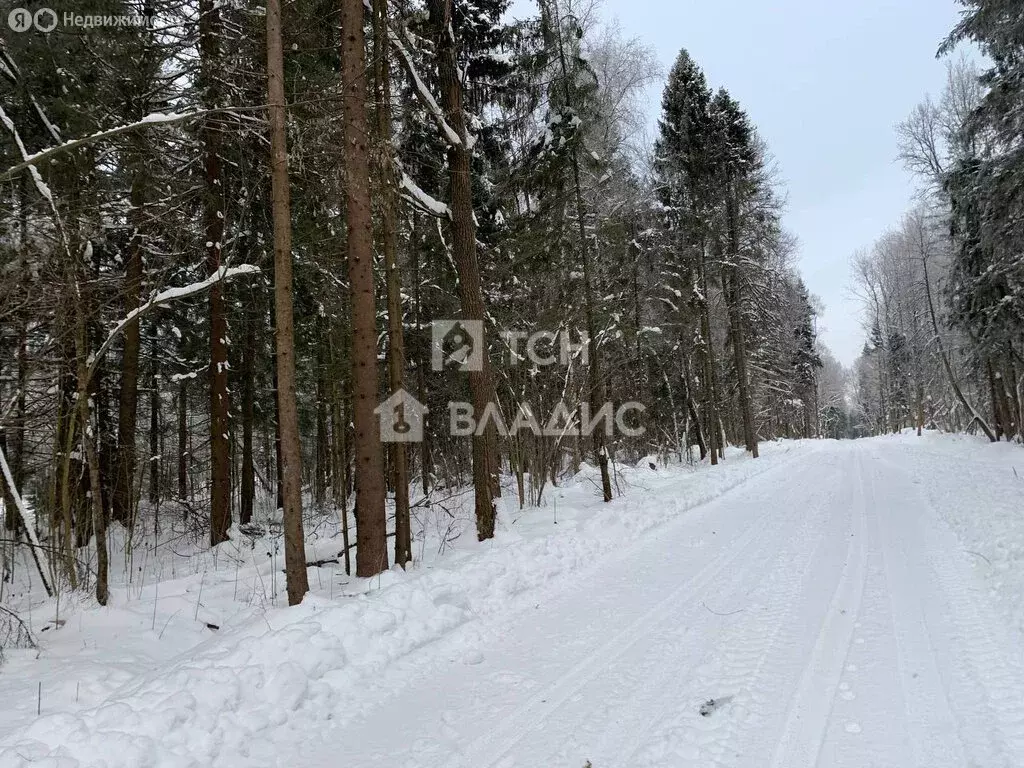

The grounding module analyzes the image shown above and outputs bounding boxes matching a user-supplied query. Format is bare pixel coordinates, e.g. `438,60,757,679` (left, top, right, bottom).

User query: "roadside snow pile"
0,441,808,768
876,431,1024,637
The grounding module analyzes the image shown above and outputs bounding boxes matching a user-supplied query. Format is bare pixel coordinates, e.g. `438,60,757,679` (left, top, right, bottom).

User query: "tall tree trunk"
1005,347,1021,439
112,171,145,527
550,0,612,502
342,0,388,576
56,352,81,586
920,245,997,441
916,379,925,437
148,327,160,505
240,314,256,524
1,429,14,533
332,348,352,577
681,354,707,460
725,191,757,457
73,249,108,605
4,308,27,532
877,351,887,435
177,379,188,499
4,178,29,530
989,358,1013,441
272,348,284,513
411,211,431,497
429,0,502,539
372,0,412,566
266,0,310,605
698,244,720,465
315,339,329,509
81,404,108,606
199,0,232,545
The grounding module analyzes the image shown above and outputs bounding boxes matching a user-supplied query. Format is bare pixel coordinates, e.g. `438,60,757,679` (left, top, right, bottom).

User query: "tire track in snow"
584,466,835,768
765,449,869,768
444,455,818,768
623,448,856,768
868,449,970,767
870,447,1024,767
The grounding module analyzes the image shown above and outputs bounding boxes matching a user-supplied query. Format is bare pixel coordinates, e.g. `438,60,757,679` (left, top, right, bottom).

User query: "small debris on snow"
699,696,733,716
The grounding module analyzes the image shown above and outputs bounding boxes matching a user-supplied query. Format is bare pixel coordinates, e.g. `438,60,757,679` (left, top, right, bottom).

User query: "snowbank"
872,431,1024,637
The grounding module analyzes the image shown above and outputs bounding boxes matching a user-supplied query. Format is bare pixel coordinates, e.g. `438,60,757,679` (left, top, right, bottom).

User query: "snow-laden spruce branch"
85,264,261,387
30,95,62,144
0,110,214,182
0,104,56,204
400,172,451,218
0,102,78,283
0,38,21,85
387,25,463,148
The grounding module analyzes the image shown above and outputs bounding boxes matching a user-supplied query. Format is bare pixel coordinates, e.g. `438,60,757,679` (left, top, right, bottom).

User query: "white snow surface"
3,435,1024,767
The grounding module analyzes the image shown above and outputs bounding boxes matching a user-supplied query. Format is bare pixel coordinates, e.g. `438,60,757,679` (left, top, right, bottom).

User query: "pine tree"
342,0,389,576
198,0,232,546
372,0,412,567
266,0,310,604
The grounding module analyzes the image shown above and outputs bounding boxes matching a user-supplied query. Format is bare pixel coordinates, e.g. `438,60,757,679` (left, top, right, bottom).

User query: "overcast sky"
518,0,969,365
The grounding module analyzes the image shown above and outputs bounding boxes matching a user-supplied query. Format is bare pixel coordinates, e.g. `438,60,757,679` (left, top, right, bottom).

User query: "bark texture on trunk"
342,0,389,576
112,172,145,526
199,0,231,545
177,380,188,499
372,0,412,566
699,245,719,465
4,180,29,530
74,261,108,604
240,314,255,524
429,0,501,539
266,0,310,605
148,327,160,506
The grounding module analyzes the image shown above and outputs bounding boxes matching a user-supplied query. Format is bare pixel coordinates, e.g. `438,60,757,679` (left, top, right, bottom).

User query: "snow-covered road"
315,439,1024,768
5,436,1024,768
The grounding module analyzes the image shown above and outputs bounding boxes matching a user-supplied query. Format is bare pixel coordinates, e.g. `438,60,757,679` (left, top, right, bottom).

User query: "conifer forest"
2,2,1024,766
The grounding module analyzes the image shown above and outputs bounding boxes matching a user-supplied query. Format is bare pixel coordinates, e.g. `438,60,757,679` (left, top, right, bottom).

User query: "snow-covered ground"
3,434,1024,767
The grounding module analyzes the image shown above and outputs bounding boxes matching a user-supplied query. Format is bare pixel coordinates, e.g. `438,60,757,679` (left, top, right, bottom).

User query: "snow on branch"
387,25,463,148
86,265,261,385
0,104,55,204
400,172,451,218
0,440,52,597
0,40,21,85
30,95,61,144
0,57,14,84
0,110,211,182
